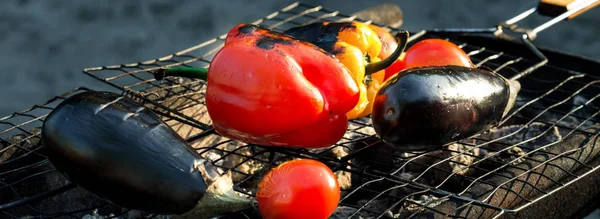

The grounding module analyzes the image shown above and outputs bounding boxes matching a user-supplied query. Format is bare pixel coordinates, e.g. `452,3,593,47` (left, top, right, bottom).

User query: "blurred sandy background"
1,0,599,116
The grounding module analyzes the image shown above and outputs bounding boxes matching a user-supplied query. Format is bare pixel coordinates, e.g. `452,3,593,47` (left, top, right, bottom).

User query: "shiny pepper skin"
206,24,361,148
284,21,406,120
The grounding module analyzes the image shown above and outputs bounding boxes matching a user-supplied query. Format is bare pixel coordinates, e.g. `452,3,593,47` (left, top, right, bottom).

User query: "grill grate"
2,2,600,219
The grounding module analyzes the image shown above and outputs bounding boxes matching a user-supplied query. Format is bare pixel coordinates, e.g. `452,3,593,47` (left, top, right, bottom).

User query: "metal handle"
424,0,600,42
501,0,599,40
538,0,600,19
421,0,599,81
494,0,599,80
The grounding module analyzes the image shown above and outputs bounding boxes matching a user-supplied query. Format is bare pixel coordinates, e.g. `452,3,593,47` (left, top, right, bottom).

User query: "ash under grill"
2,2,600,219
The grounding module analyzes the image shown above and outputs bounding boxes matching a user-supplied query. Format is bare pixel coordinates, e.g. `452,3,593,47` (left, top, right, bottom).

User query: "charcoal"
80,209,116,219
354,139,479,194
217,144,355,193
335,170,354,190
331,206,377,219
474,122,563,171
312,145,354,190
446,142,481,175
349,136,403,173
350,194,449,219
477,122,562,152
221,142,274,192
402,195,447,212
81,209,171,219
560,95,598,130
401,140,481,175
355,198,397,218
0,138,18,163
0,128,44,171
345,122,567,209
426,124,600,218
480,146,527,166
514,94,598,132
333,194,451,219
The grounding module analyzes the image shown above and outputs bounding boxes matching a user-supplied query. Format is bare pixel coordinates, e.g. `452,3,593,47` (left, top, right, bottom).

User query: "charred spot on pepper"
324,43,346,56
255,35,293,50
256,38,275,50
238,24,258,34
236,24,276,37
283,21,357,54
284,22,357,40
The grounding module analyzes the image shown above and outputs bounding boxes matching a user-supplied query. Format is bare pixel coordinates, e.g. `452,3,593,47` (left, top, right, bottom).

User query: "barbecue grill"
2,1,600,218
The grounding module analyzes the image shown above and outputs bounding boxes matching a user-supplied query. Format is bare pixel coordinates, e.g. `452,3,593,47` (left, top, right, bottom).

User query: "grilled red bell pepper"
153,24,360,148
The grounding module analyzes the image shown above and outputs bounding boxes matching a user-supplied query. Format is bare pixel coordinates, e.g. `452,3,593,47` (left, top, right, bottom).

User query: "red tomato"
383,57,406,81
403,38,474,69
256,159,340,219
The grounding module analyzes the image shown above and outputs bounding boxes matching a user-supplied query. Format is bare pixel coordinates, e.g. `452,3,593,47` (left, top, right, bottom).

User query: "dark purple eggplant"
371,65,521,152
41,91,252,218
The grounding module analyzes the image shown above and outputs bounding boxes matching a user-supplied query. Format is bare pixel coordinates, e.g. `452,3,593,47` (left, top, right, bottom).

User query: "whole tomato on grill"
403,38,474,70
383,53,406,80
256,159,340,219
386,38,474,79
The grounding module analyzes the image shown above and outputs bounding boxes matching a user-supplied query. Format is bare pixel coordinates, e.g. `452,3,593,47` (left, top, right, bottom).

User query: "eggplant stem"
365,30,410,76
502,80,521,118
174,171,254,219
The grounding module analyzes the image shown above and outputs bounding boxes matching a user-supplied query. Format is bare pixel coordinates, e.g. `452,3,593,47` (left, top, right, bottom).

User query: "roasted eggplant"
371,65,521,152
41,91,251,218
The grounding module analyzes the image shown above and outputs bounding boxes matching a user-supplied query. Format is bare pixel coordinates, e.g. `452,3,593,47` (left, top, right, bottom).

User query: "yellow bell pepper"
284,21,409,119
